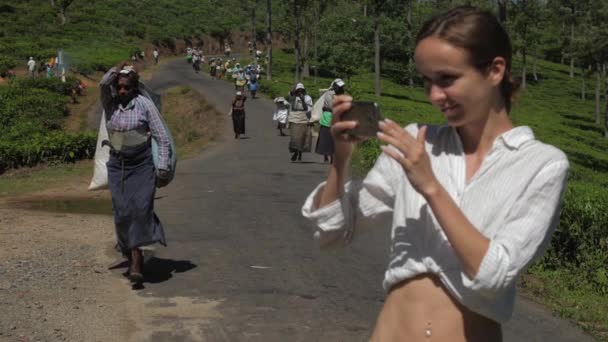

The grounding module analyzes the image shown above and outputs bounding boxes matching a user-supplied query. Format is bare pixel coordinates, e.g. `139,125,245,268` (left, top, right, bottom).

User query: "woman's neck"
457,108,513,156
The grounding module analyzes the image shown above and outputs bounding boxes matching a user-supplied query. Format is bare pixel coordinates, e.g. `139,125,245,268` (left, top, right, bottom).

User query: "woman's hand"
377,120,440,197
331,95,364,167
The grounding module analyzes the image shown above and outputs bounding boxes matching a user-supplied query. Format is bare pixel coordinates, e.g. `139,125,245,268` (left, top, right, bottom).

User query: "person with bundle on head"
100,63,172,284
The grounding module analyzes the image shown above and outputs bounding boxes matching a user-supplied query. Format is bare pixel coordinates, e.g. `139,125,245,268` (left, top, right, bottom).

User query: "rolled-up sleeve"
141,97,171,171
463,160,569,295
302,153,398,248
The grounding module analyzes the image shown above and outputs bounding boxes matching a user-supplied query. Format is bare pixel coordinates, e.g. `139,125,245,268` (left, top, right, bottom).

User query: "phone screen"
341,101,382,137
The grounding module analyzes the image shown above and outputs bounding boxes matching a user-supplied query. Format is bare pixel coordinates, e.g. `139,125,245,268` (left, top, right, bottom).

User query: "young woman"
302,7,569,341
100,64,171,283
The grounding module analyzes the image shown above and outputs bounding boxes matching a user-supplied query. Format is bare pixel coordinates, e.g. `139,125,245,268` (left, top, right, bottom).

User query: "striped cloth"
100,68,171,170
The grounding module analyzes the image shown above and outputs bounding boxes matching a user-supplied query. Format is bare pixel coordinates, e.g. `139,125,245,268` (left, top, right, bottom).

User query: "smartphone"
341,101,382,137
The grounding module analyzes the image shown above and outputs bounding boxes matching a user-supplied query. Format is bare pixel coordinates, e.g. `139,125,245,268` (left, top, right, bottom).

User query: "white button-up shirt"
302,124,569,323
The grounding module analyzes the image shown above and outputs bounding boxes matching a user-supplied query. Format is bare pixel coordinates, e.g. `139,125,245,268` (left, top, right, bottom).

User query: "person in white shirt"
287,83,313,162
27,57,36,78
153,48,159,64
302,6,569,342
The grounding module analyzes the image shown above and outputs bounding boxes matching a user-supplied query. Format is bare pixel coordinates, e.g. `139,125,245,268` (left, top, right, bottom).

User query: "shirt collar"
497,126,535,149
118,96,137,111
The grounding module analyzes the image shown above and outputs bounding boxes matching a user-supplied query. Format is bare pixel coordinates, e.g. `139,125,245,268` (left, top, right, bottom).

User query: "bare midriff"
370,273,502,342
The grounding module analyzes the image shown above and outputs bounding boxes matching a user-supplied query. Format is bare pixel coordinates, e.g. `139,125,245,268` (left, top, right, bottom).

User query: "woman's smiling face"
415,36,501,128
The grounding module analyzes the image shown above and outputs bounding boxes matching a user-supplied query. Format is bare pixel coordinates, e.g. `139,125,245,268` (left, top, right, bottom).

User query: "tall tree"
266,0,272,80
58,0,74,26
293,0,304,82
372,0,388,97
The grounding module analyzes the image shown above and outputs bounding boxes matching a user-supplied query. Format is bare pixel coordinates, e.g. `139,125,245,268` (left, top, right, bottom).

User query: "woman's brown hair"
416,6,519,112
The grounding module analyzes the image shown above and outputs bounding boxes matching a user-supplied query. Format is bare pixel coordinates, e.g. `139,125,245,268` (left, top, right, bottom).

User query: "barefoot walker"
302,7,569,341
100,64,172,283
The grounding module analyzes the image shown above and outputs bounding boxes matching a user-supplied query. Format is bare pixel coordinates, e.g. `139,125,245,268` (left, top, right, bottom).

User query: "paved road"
119,59,596,341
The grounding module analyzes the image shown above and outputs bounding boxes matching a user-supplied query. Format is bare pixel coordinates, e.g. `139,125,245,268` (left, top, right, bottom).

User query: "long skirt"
316,125,335,155
232,109,245,134
289,122,311,152
107,144,166,257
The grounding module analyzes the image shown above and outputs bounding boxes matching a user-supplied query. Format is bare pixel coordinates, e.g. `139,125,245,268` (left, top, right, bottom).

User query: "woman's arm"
99,67,118,116
377,120,569,287
142,97,171,171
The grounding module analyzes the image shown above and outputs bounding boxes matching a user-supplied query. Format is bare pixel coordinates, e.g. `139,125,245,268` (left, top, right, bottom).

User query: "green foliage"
0,131,96,173
0,55,16,76
316,6,373,80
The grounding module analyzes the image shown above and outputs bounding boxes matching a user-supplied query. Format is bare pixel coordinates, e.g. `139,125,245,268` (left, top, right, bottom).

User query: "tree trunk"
570,57,575,78
497,0,507,24
251,4,257,54
407,0,414,87
605,85,608,138
374,16,381,97
294,1,302,82
596,66,601,125
581,75,585,100
532,54,538,81
560,53,565,65
266,0,272,80
302,34,310,78
569,24,574,78
363,4,367,17
521,47,527,89
59,7,66,25
51,0,55,7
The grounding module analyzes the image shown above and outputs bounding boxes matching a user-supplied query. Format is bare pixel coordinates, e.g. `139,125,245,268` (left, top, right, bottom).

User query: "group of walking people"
98,6,570,341
271,79,344,163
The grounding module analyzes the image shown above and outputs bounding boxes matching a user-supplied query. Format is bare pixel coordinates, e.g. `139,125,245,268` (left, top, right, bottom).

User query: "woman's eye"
437,75,457,87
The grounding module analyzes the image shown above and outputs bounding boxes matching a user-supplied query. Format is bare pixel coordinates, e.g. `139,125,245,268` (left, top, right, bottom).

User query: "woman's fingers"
332,120,358,136
331,95,353,122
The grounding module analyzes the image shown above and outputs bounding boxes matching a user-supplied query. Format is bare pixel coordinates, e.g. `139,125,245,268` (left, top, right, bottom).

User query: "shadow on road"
109,257,197,290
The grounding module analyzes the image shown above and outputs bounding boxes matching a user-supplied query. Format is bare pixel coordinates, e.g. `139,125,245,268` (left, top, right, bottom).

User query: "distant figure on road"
153,48,159,64
273,97,290,136
315,78,345,163
100,63,172,284
224,43,231,57
27,57,36,78
287,83,313,162
231,91,247,139
303,6,569,342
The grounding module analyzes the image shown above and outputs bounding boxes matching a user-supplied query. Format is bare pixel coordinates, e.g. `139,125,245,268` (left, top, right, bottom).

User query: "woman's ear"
488,56,507,87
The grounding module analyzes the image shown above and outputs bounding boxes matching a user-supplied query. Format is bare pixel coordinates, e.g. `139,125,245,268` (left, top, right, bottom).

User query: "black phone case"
341,101,382,137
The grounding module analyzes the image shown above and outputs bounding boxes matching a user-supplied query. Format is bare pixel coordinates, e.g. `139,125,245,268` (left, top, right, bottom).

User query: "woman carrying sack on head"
316,78,345,164
287,83,313,162
302,7,569,341
100,63,171,284
231,91,247,139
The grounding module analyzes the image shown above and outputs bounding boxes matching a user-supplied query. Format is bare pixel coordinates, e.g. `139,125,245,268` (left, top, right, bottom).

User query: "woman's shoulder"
515,127,569,170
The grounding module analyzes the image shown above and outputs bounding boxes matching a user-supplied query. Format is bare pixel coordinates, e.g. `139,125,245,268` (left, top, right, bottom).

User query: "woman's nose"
428,84,447,103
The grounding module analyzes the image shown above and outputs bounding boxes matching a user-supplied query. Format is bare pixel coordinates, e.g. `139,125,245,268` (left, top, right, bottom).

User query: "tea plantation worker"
273,97,290,136
100,63,171,283
231,90,247,139
27,57,36,78
315,78,345,163
153,48,159,64
302,6,569,342
287,82,313,162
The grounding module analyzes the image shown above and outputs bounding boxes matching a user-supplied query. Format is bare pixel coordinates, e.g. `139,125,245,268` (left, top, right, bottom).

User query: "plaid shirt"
100,69,171,170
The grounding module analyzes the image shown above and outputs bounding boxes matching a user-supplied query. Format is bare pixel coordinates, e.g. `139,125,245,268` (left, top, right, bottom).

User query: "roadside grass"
261,49,608,340
0,84,224,200
0,160,93,198
161,86,225,159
